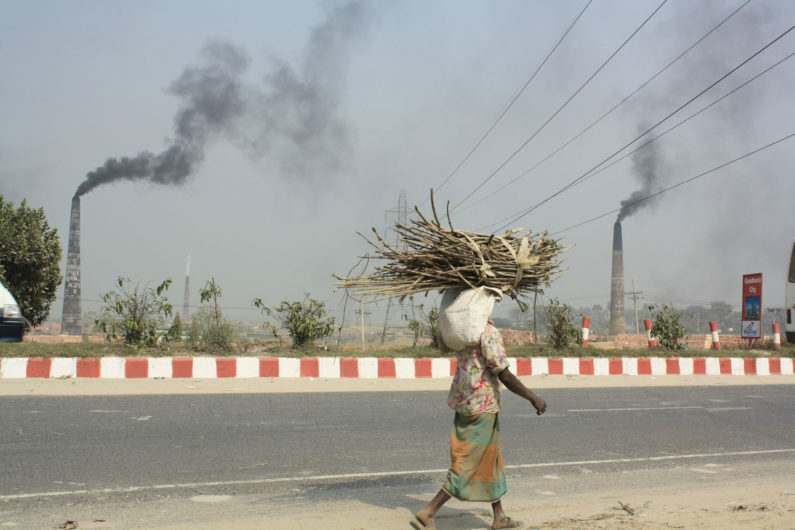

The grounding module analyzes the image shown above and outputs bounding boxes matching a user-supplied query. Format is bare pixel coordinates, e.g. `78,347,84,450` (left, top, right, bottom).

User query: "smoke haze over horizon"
2,0,794,326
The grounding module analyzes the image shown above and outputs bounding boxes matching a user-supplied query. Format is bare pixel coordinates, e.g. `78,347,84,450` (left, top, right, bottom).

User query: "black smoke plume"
617,126,664,222
75,1,368,198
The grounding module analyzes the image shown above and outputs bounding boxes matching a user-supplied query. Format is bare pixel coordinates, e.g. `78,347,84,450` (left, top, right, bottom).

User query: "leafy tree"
199,277,222,328
254,293,335,348
191,278,235,352
649,304,686,350
0,196,62,327
545,298,581,349
95,277,173,346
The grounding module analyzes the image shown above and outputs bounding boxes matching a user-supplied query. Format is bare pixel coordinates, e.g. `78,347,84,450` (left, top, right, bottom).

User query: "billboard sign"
741,273,763,338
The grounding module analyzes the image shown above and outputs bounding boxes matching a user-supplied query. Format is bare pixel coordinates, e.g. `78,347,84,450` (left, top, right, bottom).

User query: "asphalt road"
1,385,794,528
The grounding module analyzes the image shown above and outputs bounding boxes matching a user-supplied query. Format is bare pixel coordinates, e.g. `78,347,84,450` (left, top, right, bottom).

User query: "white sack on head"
437,287,501,352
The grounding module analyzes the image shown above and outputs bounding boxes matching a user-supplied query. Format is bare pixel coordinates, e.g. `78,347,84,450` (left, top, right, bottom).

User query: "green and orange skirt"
442,411,507,502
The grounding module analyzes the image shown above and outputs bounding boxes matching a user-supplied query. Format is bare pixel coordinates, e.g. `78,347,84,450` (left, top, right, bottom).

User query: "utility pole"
380,299,391,345
627,279,644,334
356,301,371,352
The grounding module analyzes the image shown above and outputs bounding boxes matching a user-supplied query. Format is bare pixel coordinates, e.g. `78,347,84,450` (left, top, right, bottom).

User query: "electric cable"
450,0,669,212
548,130,795,236
489,23,795,233
456,0,752,214
523,48,795,216
571,49,795,187
427,0,594,201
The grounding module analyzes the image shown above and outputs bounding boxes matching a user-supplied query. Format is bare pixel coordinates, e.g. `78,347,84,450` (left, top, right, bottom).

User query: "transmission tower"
381,191,411,345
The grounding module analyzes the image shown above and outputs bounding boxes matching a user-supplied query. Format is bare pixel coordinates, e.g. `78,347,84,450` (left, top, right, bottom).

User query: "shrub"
545,298,581,349
95,277,173,346
402,300,439,347
190,278,236,352
649,304,686,350
254,293,335,348
188,307,237,352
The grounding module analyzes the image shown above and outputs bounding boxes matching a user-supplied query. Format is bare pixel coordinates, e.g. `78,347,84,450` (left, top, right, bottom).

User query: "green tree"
95,277,173,346
649,304,686,350
254,293,335,348
191,278,235,352
167,313,183,342
199,277,222,328
545,298,581,349
0,196,62,327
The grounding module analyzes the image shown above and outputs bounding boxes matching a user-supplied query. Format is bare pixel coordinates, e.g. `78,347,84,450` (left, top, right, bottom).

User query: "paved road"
1,385,794,528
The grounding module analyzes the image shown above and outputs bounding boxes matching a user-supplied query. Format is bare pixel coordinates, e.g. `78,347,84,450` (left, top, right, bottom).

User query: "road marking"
2,448,793,501
568,406,703,412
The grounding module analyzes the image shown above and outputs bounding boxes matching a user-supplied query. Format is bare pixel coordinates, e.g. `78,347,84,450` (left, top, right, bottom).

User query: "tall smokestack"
182,255,191,323
609,220,626,336
61,196,82,335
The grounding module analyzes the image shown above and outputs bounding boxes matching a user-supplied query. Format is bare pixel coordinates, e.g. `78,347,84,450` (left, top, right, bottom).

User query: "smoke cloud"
75,0,369,198
616,125,665,222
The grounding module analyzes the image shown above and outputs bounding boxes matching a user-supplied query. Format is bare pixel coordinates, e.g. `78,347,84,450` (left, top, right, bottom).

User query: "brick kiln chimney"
609,220,626,336
61,195,82,335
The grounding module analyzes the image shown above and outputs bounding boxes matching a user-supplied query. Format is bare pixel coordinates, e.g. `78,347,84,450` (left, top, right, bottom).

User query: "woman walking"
411,315,546,530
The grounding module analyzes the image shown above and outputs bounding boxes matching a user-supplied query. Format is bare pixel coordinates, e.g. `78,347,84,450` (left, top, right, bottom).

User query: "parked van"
0,281,25,341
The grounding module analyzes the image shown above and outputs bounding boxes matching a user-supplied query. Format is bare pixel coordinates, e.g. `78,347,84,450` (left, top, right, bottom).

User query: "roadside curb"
1,356,793,379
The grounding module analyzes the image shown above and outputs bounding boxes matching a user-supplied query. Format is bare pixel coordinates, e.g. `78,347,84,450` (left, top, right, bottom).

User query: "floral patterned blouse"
447,322,510,415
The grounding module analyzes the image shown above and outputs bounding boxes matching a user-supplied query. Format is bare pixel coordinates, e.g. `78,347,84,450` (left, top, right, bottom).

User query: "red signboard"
741,273,762,338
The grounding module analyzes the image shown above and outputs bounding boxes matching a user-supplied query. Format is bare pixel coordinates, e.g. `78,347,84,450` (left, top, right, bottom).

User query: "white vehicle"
787,239,795,344
0,281,25,341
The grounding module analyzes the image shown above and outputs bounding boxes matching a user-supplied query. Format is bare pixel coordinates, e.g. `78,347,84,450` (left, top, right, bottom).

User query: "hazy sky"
2,0,794,327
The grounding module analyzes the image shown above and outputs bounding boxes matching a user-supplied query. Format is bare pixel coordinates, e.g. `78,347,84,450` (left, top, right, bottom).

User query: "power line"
451,0,669,212
549,130,795,235
560,49,795,192
490,23,795,233
456,0,752,214
430,0,593,198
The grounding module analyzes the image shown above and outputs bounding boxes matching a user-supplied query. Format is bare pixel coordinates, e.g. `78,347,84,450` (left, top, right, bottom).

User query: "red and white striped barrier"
772,324,781,350
581,317,591,347
1,356,793,379
644,319,656,348
710,321,721,350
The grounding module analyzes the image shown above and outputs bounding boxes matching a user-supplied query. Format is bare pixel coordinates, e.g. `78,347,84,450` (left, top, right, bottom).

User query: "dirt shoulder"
16,451,793,529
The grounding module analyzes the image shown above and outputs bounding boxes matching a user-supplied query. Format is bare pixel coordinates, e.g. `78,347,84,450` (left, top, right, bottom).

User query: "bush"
167,313,183,342
254,293,335,348
190,278,236,352
188,307,237,352
545,298,581,349
402,300,439,347
649,304,686,350
95,277,173,346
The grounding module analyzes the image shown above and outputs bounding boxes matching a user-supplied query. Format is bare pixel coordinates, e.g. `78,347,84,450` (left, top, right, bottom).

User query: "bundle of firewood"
335,192,569,301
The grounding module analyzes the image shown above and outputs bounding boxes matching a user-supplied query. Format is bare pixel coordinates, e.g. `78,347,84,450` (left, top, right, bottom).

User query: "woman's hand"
530,394,547,415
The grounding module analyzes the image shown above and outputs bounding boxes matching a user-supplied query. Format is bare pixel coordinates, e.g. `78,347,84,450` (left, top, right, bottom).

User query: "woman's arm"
498,367,547,415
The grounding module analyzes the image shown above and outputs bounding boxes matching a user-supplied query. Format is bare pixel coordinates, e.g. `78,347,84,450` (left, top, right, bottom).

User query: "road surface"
1,380,794,528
